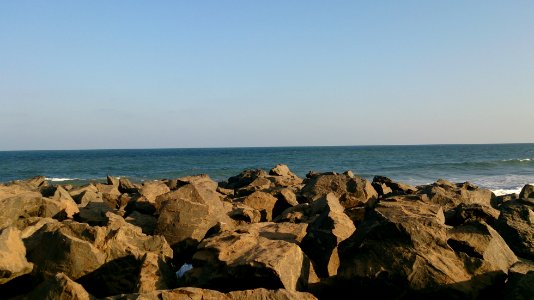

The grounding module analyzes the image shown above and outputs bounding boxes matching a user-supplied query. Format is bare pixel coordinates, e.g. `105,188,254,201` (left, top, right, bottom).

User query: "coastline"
1,164,533,298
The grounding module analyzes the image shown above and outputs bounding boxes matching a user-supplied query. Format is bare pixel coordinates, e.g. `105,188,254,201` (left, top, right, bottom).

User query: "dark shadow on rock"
76,255,141,298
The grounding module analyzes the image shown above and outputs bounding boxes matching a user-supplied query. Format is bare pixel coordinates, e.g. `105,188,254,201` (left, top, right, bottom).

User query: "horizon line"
1,142,533,152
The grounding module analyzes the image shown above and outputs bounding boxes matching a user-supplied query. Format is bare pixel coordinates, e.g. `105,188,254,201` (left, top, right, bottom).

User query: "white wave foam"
45,177,79,182
519,158,532,162
491,188,521,196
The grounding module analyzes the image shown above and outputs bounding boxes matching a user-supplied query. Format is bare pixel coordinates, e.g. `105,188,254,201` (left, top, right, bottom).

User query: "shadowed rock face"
495,199,534,260
23,273,91,300
418,180,495,211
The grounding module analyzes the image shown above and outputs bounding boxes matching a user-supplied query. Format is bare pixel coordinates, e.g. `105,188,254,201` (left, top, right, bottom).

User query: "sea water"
1,144,533,195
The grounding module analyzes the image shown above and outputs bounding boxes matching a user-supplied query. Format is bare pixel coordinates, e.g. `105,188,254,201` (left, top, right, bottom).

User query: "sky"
1,1,533,150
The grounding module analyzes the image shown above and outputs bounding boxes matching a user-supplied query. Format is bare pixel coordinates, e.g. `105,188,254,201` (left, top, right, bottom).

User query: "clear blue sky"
1,1,533,150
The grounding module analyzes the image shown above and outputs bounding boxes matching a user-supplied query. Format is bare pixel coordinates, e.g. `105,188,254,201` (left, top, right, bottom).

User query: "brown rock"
519,184,534,199
75,202,115,226
446,203,500,227
184,230,317,291
224,169,269,190
104,287,317,300
124,211,157,235
240,191,280,221
277,188,300,206
301,193,356,277
372,176,417,197
447,221,517,275
418,180,494,210
0,190,43,230
136,252,176,293
495,199,534,260
235,177,272,197
0,227,33,284
228,203,262,224
119,178,139,194
300,173,377,208
139,181,170,207
155,183,231,263
41,186,80,219
337,196,504,298
503,259,534,300
107,175,119,186
167,174,218,191
240,222,309,245
23,272,92,300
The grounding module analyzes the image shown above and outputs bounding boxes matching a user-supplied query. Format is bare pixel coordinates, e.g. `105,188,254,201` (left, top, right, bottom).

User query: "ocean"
1,144,533,195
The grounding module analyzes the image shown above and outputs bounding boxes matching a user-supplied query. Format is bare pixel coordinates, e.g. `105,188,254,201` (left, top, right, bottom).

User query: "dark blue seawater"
1,144,534,194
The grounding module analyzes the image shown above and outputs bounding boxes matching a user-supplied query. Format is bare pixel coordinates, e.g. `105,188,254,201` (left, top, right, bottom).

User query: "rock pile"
0,165,532,299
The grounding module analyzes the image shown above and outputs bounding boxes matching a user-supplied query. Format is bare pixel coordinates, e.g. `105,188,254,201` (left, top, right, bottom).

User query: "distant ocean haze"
1,144,533,195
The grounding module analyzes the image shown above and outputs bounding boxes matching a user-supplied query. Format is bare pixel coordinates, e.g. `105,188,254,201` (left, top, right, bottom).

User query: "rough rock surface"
300,173,377,208
183,230,317,291
495,199,534,260
0,227,33,284
22,272,92,300
418,180,494,211
337,196,512,298
105,287,317,300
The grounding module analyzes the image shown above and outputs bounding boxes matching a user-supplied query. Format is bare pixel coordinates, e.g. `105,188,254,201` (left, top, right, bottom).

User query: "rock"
216,186,234,197
22,272,92,300
372,176,417,197
107,175,119,186
11,176,48,190
445,203,500,227
418,180,494,211
228,203,262,224
166,174,218,191
124,211,157,235
235,177,272,197
24,214,172,297
139,181,170,209
224,169,269,190
119,178,139,194
95,183,121,208
503,259,534,300
136,252,176,293
76,190,103,208
184,230,317,292
0,192,43,230
519,184,534,199
300,173,377,208
0,227,33,284
268,164,303,187
41,186,80,219
447,221,517,275
155,183,231,263
276,188,300,206
75,202,115,226
337,196,505,298
240,222,309,245
24,221,107,280
104,287,317,300
239,191,280,221
300,193,356,277
495,199,534,260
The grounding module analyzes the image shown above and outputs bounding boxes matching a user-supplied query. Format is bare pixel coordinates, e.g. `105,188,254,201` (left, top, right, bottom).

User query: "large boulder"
124,211,157,235
300,193,356,277
0,227,33,284
495,199,534,260
24,213,173,297
300,173,377,208
418,180,494,211
447,221,517,276
445,203,500,227
155,183,231,263
105,287,317,300
337,196,511,298
0,190,43,230
183,230,318,292
22,272,92,300
223,169,269,190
